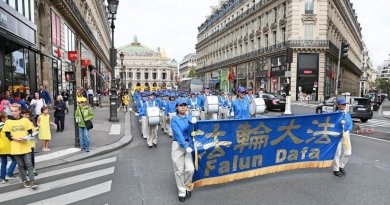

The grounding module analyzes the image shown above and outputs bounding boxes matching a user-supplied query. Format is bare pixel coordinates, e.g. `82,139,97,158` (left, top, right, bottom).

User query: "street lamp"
120,51,126,89
108,0,119,122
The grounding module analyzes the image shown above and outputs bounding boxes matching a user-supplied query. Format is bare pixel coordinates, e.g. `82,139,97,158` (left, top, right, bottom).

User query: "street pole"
109,15,119,122
72,61,80,147
283,48,293,115
335,41,342,96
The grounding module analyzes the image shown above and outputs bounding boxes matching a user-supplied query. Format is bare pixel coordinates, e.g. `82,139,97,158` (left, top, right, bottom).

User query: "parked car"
258,93,286,112
350,97,373,122
315,97,336,114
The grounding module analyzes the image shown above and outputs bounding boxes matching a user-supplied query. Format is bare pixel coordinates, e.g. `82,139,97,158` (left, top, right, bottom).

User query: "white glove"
190,116,197,124
134,113,139,116
186,147,193,153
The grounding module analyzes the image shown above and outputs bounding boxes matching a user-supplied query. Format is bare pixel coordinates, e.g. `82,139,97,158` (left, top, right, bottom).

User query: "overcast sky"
115,0,390,68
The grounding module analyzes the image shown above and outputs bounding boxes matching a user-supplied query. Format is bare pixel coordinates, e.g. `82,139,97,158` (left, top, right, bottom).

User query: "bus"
179,78,203,93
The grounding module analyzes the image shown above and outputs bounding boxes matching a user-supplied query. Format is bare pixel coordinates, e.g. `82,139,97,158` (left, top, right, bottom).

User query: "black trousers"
55,116,65,131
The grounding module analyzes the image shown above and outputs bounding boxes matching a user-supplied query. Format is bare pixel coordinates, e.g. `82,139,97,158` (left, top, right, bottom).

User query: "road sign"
68,51,78,61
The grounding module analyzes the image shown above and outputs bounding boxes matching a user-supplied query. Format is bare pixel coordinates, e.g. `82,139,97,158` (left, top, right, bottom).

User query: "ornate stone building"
179,53,197,79
116,37,177,89
36,0,112,98
196,0,364,100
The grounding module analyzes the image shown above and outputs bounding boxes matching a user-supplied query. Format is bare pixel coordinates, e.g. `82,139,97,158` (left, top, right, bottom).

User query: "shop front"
0,2,37,94
270,55,288,94
296,53,319,101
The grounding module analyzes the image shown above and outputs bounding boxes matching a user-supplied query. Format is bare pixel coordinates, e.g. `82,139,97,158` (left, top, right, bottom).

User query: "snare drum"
190,108,200,117
204,96,219,114
249,98,266,115
146,107,160,126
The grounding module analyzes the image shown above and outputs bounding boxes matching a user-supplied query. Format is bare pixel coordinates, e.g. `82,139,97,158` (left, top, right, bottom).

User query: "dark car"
350,97,373,122
259,93,286,112
316,97,336,114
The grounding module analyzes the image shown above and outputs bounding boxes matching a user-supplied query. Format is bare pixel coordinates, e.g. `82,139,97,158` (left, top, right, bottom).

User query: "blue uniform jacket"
171,114,193,149
340,110,353,133
218,96,226,106
223,99,233,108
197,95,205,110
166,100,177,115
232,98,250,119
187,98,199,109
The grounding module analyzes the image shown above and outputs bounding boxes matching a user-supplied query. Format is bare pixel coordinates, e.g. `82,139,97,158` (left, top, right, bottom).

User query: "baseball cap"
336,97,347,105
176,98,188,107
237,87,246,93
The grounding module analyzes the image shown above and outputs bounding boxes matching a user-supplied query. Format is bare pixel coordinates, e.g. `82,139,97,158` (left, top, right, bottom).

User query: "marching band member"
244,87,256,101
223,92,234,119
170,98,195,202
159,93,169,133
143,92,160,148
232,87,250,119
198,86,211,120
218,91,226,119
165,94,177,137
187,93,199,109
137,93,148,139
333,97,353,177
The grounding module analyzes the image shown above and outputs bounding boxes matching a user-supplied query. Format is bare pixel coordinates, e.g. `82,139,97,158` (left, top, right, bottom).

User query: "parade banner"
191,112,343,187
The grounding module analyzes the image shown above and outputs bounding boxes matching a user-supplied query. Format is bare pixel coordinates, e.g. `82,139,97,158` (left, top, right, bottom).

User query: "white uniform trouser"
160,111,167,133
147,125,159,146
333,133,352,171
171,141,194,197
200,111,216,120
141,116,148,139
166,113,175,136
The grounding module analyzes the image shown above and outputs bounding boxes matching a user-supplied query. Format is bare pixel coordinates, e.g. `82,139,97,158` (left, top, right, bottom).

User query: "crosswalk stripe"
26,181,112,205
365,119,389,123
0,157,117,188
0,167,115,203
35,148,81,162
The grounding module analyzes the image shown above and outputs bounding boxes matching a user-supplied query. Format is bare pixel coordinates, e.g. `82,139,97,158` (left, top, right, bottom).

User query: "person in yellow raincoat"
0,111,17,184
122,92,130,112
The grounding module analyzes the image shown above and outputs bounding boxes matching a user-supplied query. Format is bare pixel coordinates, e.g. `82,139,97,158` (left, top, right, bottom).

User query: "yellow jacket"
0,129,11,155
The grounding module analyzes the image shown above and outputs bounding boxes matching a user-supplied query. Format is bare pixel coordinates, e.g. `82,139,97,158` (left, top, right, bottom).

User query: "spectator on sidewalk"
37,107,56,152
30,92,46,125
0,111,17,184
39,85,52,107
12,92,28,110
87,87,94,106
61,90,70,114
0,95,12,117
21,109,38,176
122,92,130,112
75,99,94,152
3,103,38,189
54,95,67,132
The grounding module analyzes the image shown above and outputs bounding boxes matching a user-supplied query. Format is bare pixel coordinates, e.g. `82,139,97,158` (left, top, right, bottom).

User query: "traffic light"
341,41,349,59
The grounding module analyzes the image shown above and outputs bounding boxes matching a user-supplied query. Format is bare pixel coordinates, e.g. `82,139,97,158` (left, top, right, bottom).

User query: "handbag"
79,106,93,130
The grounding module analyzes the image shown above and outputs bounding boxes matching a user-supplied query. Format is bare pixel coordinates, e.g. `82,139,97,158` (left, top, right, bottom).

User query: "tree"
188,68,197,78
375,78,390,93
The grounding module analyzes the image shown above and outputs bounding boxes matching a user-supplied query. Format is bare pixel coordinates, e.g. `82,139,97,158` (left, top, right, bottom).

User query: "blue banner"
191,113,343,187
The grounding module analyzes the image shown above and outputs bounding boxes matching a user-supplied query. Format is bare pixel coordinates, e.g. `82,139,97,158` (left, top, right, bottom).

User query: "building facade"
377,58,390,81
116,37,177,90
0,0,112,98
359,43,375,96
196,0,364,101
0,0,38,94
179,53,197,79
37,0,112,98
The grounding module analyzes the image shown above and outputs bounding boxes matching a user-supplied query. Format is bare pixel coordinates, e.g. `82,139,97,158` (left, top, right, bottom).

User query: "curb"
378,103,390,120
35,111,133,170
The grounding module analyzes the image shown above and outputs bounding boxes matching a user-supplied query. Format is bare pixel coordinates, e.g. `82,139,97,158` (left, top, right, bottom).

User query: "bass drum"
204,96,219,114
249,98,266,115
146,107,160,126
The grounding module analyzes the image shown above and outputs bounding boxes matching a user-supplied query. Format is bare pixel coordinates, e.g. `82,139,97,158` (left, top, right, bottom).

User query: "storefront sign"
0,7,36,45
81,59,91,67
271,65,287,77
68,51,78,61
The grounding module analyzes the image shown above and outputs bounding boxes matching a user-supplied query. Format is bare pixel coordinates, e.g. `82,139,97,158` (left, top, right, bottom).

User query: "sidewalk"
379,99,390,119
31,95,132,169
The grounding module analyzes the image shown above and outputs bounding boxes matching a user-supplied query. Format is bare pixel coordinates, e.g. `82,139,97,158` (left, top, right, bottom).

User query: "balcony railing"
287,40,329,48
305,10,314,15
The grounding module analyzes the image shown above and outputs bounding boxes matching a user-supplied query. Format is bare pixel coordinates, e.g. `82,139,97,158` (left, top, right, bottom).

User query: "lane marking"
109,124,121,135
353,133,390,143
0,167,115,202
35,148,81,162
27,181,112,205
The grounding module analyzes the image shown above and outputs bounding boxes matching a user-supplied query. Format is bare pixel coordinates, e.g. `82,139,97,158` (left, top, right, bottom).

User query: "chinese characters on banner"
191,112,343,187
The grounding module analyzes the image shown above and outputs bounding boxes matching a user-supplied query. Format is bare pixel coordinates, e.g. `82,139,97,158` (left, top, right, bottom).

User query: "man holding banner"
333,97,353,177
170,98,195,202
232,87,250,119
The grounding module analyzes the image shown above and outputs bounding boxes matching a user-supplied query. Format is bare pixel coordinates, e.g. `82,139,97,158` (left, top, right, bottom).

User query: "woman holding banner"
232,87,250,119
170,98,195,202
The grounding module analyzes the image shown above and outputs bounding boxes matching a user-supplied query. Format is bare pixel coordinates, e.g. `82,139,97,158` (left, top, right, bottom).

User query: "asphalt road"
1,104,389,205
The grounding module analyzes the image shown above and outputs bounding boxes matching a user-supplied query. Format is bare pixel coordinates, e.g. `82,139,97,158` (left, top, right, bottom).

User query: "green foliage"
375,78,390,90
188,68,197,78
